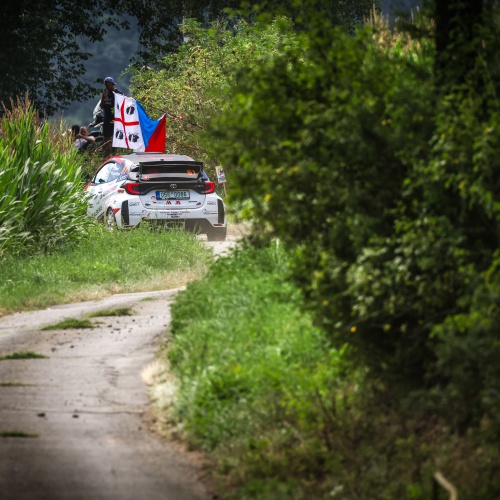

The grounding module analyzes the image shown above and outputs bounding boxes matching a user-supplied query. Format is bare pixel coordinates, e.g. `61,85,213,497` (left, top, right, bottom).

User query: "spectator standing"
99,76,123,156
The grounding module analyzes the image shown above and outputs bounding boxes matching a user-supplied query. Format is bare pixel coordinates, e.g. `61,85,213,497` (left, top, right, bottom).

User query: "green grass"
162,242,355,498
0,430,38,438
41,318,96,330
87,307,133,317
0,225,213,315
0,351,48,360
0,381,32,386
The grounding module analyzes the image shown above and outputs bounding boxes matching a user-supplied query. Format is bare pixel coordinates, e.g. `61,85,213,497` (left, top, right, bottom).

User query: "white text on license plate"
157,191,189,200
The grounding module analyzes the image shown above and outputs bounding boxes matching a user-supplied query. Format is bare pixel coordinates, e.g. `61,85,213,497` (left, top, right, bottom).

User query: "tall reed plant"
0,97,92,257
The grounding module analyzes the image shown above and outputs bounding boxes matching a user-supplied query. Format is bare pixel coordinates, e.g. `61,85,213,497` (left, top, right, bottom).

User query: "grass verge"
152,241,360,498
153,240,500,499
0,225,213,315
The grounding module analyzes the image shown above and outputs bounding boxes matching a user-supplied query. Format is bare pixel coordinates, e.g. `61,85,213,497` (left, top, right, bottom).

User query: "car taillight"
124,182,140,195
203,181,215,194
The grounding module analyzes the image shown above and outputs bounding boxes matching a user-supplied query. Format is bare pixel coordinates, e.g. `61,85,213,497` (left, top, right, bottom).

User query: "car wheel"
106,208,117,230
206,226,227,242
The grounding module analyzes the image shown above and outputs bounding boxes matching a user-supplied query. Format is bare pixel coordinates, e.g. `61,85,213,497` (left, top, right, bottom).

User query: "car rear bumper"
118,198,226,232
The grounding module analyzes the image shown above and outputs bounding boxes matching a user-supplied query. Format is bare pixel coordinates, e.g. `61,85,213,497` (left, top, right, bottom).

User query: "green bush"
166,242,380,498
164,242,500,499
0,100,92,256
130,16,299,178
208,21,435,380
203,10,500,497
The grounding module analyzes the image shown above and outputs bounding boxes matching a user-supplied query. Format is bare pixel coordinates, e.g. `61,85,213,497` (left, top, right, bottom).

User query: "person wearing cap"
99,76,123,156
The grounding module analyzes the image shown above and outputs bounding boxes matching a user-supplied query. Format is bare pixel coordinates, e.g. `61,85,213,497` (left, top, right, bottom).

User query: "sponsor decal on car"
103,185,117,196
160,200,184,205
86,154,225,237
158,210,188,216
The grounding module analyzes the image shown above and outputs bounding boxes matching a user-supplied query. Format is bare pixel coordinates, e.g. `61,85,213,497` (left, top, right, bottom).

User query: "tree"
0,0,378,116
206,0,500,432
130,17,300,178
125,0,379,63
0,0,130,115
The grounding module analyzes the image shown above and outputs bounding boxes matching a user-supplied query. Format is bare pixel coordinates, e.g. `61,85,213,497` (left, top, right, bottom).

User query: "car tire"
206,226,227,242
106,208,117,230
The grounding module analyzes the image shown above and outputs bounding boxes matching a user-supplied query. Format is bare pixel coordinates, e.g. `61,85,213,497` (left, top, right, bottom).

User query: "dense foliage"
166,243,367,498
0,99,91,256
178,3,500,497
166,241,500,498
0,0,132,115
209,17,436,381
130,17,299,178
128,0,378,62
0,0,378,117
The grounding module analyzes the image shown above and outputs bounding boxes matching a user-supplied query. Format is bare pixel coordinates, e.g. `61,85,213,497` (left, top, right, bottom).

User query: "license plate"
156,190,190,200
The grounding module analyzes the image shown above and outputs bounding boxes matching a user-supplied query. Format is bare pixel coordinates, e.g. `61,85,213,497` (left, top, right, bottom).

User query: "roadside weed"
87,307,133,317
41,318,96,330
0,381,32,386
0,431,38,438
0,351,48,360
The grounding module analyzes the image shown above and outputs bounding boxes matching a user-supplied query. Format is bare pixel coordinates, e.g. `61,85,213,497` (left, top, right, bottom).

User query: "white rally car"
85,153,227,241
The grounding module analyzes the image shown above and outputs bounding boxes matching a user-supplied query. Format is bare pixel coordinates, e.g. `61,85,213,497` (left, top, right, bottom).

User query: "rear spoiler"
138,161,204,182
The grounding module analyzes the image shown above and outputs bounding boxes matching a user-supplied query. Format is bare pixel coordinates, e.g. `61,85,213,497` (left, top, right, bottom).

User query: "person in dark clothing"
99,76,123,156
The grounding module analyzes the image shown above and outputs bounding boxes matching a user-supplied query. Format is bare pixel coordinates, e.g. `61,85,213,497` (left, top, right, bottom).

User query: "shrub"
130,16,299,179
164,242,500,499
166,242,363,497
203,9,500,498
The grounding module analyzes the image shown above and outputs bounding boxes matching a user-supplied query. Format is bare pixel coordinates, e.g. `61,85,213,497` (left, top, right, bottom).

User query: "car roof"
120,153,195,164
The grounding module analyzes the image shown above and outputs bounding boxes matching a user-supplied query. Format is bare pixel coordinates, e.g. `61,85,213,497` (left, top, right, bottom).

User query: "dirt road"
0,236,238,499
